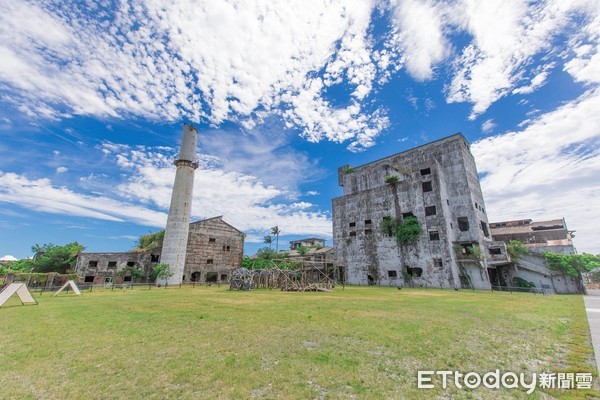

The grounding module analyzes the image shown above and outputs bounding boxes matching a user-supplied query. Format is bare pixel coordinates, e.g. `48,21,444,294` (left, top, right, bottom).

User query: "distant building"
332,133,496,289
76,216,244,285
289,238,326,250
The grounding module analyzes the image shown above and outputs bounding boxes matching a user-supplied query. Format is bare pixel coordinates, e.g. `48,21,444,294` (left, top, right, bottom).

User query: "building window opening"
406,267,423,278
349,231,356,237
429,231,440,241
349,222,356,228
124,276,132,282
127,261,135,267
206,259,213,265
365,228,372,234
402,212,414,219
433,259,443,268
84,275,95,283
226,246,230,251
88,261,98,268
425,206,437,216
457,217,470,232
209,237,216,243
490,247,502,255
420,168,431,176
365,219,372,225
367,274,375,285
151,254,160,262
480,220,490,237
107,261,116,269
191,271,201,282
220,274,228,281
206,272,218,282
388,270,397,278
422,181,433,192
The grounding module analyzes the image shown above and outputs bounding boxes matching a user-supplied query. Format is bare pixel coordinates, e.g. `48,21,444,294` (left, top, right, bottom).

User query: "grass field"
0,286,597,399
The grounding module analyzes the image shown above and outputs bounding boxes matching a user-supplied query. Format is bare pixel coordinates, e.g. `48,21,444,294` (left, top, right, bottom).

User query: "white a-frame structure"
0,283,38,307
53,280,82,296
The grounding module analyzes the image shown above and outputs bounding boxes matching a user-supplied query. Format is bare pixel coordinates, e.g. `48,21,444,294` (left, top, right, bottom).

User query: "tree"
134,230,165,252
151,263,173,283
31,242,85,273
263,235,273,250
544,252,600,293
271,226,281,252
507,240,530,263
296,246,309,256
4,258,34,273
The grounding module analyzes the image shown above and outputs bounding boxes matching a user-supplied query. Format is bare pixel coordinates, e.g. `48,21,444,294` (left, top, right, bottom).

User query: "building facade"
76,216,244,284
332,133,495,289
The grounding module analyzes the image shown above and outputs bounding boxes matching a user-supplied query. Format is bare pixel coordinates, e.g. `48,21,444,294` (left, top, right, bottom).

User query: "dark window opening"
349,222,356,228
429,231,440,241
402,212,414,219
480,220,490,237
489,247,502,255
365,229,372,234
367,274,375,285
447,199,450,205
420,168,431,176
124,276,132,282
349,231,356,237
425,206,437,216
457,217,470,232
388,270,397,278
209,237,216,243
150,254,160,262
223,245,226,251
475,202,478,208
406,267,423,278
84,275,95,283
433,259,443,268
422,181,433,192
88,261,98,268
206,259,213,265
107,261,117,269
206,272,218,282
364,219,372,225
481,208,485,214
226,246,230,251
127,261,135,267
450,223,453,228
220,274,228,281
191,271,201,282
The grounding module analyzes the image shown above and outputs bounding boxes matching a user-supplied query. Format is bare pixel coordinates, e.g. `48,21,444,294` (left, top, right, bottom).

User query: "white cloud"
481,119,496,134
472,87,600,253
56,166,68,174
0,255,17,261
306,191,319,196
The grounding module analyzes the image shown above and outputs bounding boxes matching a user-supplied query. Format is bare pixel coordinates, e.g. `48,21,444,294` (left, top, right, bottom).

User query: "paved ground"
584,296,600,374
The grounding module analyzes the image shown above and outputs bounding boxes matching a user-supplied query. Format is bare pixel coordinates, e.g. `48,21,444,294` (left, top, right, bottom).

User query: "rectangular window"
429,231,440,241
126,261,135,267
349,231,356,237
107,261,116,269
489,247,502,255
206,259,213,264
209,238,216,243
433,259,443,268
88,261,98,268
420,168,431,176
222,245,226,251
123,276,132,282
349,222,356,228
422,181,433,192
365,229,372,234
364,219,372,225
425,206,436,216
388,270,398,278
84,275,95,283
402,212,414,219
226,246,230,251
480,220,490,237
151,254,160,262
220,274,228,281
457,217,469,232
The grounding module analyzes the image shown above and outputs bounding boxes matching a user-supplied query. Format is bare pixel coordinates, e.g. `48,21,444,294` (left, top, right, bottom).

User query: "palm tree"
263,235,273,250
271,226,281,252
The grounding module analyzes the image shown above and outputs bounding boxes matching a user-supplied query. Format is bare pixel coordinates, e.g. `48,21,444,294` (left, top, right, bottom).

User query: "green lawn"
0,286,597,399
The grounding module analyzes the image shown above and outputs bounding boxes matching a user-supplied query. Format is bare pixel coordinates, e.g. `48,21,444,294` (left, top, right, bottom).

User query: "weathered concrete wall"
333,134,493,289
76,252,158,284
499,253,579,294
183,216,244,283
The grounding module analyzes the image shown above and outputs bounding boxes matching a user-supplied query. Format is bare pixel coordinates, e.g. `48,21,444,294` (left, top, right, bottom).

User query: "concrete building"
489,218,579,293
76,216,244,285
160,123,199,285
332,133,495,289
289,238,326,250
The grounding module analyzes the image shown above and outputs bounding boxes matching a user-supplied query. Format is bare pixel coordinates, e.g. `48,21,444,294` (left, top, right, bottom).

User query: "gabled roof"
190,215,244,234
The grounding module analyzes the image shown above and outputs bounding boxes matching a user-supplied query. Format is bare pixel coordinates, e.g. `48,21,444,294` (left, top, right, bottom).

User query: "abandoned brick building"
332,133,504,290
76,216,244,285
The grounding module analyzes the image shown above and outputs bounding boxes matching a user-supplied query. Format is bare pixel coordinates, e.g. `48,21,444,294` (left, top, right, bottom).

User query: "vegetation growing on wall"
380,216,422,244
134,230,165,252
507,240,530,262
150,263,173,282
32,242,85,274
343,167,356,174
385,175,399,184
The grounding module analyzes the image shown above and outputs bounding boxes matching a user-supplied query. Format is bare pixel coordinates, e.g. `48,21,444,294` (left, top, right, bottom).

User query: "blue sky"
1,0,599,259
